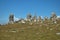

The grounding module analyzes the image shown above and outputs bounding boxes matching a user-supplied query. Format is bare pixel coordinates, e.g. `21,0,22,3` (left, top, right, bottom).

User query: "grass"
0,21,60,40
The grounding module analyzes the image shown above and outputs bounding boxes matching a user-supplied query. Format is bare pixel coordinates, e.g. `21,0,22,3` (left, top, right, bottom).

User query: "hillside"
0,21,60,40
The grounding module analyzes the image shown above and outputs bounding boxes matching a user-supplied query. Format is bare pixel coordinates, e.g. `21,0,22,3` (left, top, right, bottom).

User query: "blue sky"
0,0,60,24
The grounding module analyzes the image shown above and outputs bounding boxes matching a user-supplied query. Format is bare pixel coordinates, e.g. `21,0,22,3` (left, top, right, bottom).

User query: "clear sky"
0,0,60,24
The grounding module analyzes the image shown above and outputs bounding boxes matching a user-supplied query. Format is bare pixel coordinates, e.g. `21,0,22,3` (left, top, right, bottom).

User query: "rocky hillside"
0,21,60,40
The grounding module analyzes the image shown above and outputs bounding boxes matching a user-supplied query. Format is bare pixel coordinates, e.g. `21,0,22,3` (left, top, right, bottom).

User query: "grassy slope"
0,22,60,40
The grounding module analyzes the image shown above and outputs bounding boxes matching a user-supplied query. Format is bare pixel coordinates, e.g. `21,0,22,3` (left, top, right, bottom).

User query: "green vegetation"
0,22,60,40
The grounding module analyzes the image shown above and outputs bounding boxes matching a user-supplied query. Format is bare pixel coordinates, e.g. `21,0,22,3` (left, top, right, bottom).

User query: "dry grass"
0,21,60,40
